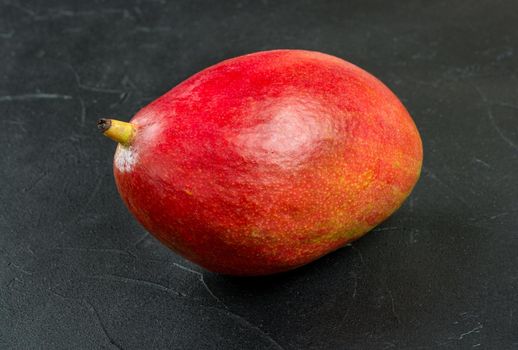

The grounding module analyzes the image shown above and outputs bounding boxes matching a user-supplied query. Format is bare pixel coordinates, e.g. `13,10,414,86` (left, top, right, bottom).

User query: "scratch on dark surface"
26,246,36,257
92,274,186,297
473,158,491,168
51,247,136,258
386,288,400,324
9,3,37,18
81,177,104,210
4,119,27,133
49,288,71,301
373,226,400,232
350,245,400,323
66,62,125,94
335,272,358,330
495,102,518,110
172,262,224,305
457,324,483,340
349,245,365,266
132,26,172,33
7,262,33,275
110,91,130,108
55,176,109,239
133,6,143,16
490,212,508,220
469,211,513,224
208,305,286,350
0,93,72,102
121,75,138,90
48,289,121,349
79,84,125,94
78,95,86,126
409,229,419,244
422,166,469,206
82,299,124,350
23,171,48,193
12,3,127,21
474,86,518,151
7,277,22,290
132,232,149,247
0,30,14,39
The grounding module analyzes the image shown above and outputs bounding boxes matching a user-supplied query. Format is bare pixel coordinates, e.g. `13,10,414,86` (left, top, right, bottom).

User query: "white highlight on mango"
233,97,336,169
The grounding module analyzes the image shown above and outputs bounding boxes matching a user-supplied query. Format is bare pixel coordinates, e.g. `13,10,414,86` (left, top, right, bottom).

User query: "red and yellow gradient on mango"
106,50,423,276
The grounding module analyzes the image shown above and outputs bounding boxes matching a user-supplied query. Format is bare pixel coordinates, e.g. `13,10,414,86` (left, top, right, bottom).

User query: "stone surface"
0,1,517,349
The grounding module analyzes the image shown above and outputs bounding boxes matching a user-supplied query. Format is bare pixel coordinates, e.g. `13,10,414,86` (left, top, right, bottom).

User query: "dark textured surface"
0,0,517,349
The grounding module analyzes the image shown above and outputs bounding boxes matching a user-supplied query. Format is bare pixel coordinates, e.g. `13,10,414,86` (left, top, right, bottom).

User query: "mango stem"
97,118,135,146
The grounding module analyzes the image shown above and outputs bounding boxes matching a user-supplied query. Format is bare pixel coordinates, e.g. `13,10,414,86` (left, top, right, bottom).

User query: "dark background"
1,0,517,349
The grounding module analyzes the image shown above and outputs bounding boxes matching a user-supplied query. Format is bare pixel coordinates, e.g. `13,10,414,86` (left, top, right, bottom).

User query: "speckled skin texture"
114,50,423,276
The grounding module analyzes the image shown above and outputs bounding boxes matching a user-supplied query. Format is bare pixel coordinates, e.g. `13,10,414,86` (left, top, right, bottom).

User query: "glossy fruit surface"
111,50,423,275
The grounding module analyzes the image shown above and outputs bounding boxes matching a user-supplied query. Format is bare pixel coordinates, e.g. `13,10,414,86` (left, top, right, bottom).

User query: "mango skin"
113,50,423,276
